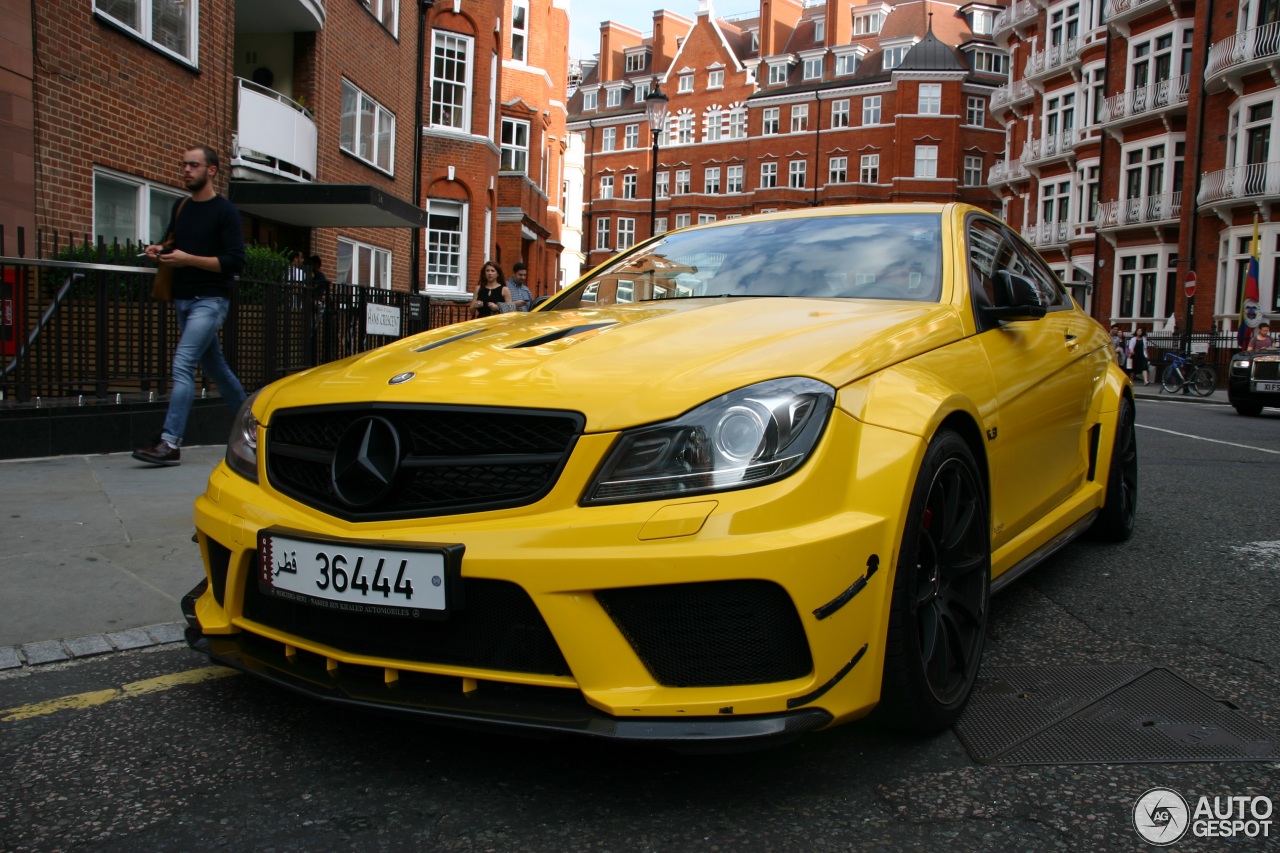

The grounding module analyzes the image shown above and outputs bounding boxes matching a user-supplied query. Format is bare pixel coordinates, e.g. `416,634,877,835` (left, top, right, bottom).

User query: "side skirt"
990,509,1098,596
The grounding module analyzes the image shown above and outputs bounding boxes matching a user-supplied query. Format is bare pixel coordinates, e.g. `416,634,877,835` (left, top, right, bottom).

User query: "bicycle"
1160,351,1217,397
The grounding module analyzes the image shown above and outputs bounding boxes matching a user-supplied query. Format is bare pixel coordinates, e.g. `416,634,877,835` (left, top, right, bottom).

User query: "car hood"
260,298,963,432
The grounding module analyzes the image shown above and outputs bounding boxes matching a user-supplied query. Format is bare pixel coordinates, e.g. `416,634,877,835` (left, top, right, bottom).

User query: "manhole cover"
955,665,1280,765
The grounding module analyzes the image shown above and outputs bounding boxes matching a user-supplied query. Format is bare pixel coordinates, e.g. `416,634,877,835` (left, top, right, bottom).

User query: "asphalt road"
1,398,1277,852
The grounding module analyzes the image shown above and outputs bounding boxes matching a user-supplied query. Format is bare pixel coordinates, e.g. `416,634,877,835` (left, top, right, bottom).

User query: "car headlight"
583,377,834,505
225,390,262,482
1236,358,1252,369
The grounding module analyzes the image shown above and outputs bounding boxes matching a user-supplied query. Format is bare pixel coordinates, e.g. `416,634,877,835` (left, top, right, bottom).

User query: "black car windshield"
552,213,943,308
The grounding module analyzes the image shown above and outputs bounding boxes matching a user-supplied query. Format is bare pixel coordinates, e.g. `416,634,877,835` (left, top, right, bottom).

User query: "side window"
967,218,1003,308
1011,238,1071,311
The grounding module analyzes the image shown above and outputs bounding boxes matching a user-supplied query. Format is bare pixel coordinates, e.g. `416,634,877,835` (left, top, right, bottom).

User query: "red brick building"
1,0,566,306
992,0,1280,338
567,0,1007,268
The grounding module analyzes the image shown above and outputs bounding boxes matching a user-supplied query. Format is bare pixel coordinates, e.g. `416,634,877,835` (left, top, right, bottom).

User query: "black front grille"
265,404,584,520
242,561,571,676
597,581,813,687
1251,359,1280,381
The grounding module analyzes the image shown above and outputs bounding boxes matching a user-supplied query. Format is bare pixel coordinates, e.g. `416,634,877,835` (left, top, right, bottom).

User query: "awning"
229,183,426,228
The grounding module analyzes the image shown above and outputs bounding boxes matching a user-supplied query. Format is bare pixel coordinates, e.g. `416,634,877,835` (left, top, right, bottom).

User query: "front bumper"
185,410,920,743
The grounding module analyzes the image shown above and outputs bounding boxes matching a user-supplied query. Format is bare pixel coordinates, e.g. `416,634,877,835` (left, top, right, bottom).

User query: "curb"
0,623,187,672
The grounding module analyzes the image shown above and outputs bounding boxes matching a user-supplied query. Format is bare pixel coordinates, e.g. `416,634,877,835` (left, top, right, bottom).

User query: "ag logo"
1134,787,1190,845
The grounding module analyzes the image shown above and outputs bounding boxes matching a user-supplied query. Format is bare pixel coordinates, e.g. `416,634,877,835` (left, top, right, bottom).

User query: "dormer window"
606,87,624,108
768,63,788,84
582,89,598,111
854,4,890,36
881,39,917,70
970,10,994,35
802,55,823,80
625,50,648,73
814,17,825,42
750,30,759,53
634,80,651,102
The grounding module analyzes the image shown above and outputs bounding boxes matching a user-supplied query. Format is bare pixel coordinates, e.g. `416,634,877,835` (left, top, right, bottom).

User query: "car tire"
1087,395,1138,543
872,430,989,734
1234,403,1264,416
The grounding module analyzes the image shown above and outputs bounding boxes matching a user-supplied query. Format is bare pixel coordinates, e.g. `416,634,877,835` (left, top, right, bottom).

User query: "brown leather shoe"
132,440,181,466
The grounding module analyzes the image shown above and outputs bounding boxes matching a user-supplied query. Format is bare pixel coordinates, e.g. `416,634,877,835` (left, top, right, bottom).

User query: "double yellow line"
2,666,239,722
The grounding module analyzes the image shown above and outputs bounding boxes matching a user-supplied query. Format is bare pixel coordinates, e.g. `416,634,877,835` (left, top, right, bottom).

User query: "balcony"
1198,163,1280,219
236,0,325,32
1095,192,1182,231
1024,37,1081,85
1022,128,1082,168
988,158,1030,186
990,79,1035,115
1103,0,1166,38
992,0,1038,47
1205,22,1280,95
1098,74,1191,135
1022,221,1072,249
231,78,318,183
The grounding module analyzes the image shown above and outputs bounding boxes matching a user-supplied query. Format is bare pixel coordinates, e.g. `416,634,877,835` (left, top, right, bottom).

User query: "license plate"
1255,381,1280,393
258,532,448,617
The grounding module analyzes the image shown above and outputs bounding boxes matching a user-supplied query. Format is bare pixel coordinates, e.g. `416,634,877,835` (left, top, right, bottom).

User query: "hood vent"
511,322,617,349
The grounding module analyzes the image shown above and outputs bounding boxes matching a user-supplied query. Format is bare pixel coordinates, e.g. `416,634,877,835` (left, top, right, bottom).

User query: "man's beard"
185,173,209,192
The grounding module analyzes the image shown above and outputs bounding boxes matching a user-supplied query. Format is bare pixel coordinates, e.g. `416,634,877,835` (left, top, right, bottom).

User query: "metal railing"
0,230,472,405
1198,162,1280,205
1206,22,1280,79
1098,74,1191,124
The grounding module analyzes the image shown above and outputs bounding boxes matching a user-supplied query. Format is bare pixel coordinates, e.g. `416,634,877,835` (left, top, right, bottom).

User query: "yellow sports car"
183,204,1136,747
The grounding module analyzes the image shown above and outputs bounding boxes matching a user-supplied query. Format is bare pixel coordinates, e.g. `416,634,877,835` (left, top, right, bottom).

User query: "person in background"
1110,324,1127,367
506,262,533,312
133,145,247,467
1127,326,1151,385
1248,322,1274,351
288,250,307,283
470,261,509,317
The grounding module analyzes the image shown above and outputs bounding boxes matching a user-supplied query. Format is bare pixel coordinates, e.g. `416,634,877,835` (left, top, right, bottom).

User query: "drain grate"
955,665,1280,766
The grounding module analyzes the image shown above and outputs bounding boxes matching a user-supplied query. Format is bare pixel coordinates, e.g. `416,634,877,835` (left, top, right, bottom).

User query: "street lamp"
645,81,669,239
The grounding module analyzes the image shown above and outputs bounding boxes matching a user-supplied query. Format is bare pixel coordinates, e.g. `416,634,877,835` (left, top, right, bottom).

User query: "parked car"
183,204,1137,748
1228,345,1280,415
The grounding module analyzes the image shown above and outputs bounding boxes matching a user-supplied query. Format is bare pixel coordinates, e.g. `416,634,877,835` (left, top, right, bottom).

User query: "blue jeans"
162,297,246,446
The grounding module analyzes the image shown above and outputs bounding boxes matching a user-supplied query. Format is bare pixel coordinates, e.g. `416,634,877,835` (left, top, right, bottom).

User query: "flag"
1238,217,1261,350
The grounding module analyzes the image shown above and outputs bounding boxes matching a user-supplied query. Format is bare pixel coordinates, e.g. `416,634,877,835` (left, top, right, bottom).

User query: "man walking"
507,262,533,311
133,145,247,467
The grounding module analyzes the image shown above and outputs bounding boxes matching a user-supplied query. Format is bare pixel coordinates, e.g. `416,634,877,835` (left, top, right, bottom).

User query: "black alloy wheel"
873,430,990,733
1088,395,1138,542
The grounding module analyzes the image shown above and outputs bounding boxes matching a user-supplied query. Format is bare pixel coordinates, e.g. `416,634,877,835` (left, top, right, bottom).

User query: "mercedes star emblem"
332,417,402,507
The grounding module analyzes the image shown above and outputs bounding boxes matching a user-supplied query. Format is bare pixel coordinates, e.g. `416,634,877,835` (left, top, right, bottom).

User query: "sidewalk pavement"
0,385,1233,672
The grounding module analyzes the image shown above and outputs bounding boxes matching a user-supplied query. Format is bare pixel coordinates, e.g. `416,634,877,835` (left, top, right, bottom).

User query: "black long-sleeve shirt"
164,195,246,299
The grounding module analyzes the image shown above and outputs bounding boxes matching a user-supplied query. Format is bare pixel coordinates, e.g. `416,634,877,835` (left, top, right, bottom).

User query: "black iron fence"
1145,332,1239,386
0,230,472,405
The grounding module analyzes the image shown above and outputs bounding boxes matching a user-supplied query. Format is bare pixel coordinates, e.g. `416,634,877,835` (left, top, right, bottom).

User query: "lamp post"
645,82,669,240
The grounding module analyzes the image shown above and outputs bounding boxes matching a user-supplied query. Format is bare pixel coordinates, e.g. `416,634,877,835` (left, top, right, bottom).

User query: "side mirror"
983,270,1047,322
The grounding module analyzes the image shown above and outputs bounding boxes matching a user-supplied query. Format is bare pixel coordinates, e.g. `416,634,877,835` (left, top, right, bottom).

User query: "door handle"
1064,333,1079,351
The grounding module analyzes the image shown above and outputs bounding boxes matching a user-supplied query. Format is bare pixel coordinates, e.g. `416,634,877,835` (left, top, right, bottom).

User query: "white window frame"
803,56,823,80
675,169,691,194
633,81,651,103
706,109,723,141
424,199,467,293
93,0,199,65
624,124,639,149
760,161,778,188
338,237,392,290
791,104,809,132
729,108,748,139
862,95,882,125
656,172,670,199
919,83,942,115
606,88,623,108
966,96,986,127
708,69,725,88
675,213,692,229
853,9,883,35
510,0,528,62
727,164,744,193
705,167,721,194
679,73,694,93
914,145,939,178
341,78,396,174
768,63,788,85
500,118,529,172
582,89,598,111
623,173,638,199
602,127,616,152
835,52,859,75
963,155,984,187
828,156,848,184
860,153,880,183
618,218,636,250
92,168,184,246
625,51,646,73
698,214,716,224
763,107,781,135
831,99,850,128
431,32,473,130
595,217,611,250
677,114,695,144
789,160,807,188
600,175,614,199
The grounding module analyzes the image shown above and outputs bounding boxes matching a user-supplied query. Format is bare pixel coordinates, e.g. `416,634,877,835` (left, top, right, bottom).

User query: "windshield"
551,212,943,308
